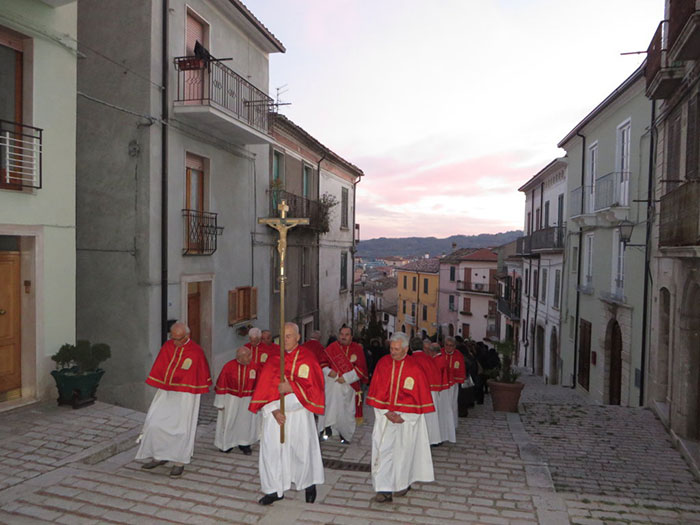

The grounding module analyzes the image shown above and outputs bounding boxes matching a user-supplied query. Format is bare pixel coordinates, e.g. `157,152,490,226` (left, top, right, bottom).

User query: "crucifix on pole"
258,199,309,443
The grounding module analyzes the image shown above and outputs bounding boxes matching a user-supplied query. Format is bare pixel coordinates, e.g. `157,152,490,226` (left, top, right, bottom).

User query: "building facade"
644,1,700,455
559,65,652,404
396,258,440,338
0,0,77,408
76,0,284,410
516,159,567,384
495,240,522,354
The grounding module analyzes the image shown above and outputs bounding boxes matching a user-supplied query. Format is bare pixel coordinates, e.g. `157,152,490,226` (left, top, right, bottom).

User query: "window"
412,276,416,291
584,234,594,286
184,9,209,100
667,108,681,192
462,324,470,338
340,252,348,290
587,142,598,213
411,302,416,317
228,286,258,324
525,268,529,295
541,268,547,303
612,230,625,297
616,119,631,206
527,212,531,235
488,301,497,316
688,94,700,180
0,30,24,190
448,294,455,311
301,246,310,287
462,297,471,314
571,246,578,273
557,193,564,226
185,153,205,212
184,153,208,254
544,201,550,228
302,165,312,198
403,275,407,289
272,150,284,211
553,270,561,309
341,187,349,229
533,270,538,299
422,305,428,321
423,278,429,294
402,300,406,314
449,266,456,281
535,208,541,230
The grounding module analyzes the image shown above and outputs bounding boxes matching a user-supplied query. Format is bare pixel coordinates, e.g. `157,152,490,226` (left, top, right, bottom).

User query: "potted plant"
50,340,111,409
486,340,523,412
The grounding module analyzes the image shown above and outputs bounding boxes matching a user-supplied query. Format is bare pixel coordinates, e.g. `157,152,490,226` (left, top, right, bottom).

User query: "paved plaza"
1,373,700,524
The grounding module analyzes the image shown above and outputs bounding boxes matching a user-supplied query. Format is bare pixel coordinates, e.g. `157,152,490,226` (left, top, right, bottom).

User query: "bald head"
170,322,190,348
236,346,252,365
261,330,273,345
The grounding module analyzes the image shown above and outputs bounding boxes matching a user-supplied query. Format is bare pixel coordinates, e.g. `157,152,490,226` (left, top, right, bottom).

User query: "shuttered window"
186,10,206,55
228,287,258,325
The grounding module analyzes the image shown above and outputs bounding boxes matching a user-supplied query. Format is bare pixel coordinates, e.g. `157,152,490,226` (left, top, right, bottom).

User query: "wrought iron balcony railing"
182,209,223,255
269,189,323,231
1,119,42,189
531,225,565,251
456,281,497,294
497,296,521,320
659,180,700,246
516,235,531,255
595,171,630,210
174,56,273,136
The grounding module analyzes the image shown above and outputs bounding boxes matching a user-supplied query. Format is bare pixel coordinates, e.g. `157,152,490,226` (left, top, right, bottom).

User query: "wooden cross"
258,200,309,443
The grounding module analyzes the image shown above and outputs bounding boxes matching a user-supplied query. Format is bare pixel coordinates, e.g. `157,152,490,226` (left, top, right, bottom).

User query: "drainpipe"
640,99,656,406
572,132,586,387
531,184,543,374
523,197,532,367
350,171,363,332
160,0,169,343
315,149,327,332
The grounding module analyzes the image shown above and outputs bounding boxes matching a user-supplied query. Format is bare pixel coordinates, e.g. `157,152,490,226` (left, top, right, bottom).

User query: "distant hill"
357,231,523,259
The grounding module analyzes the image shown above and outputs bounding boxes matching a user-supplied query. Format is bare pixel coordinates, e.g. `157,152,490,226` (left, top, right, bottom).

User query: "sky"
243,0,663,240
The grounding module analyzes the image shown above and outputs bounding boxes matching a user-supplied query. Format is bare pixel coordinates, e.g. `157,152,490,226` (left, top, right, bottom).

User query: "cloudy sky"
244,0,663,239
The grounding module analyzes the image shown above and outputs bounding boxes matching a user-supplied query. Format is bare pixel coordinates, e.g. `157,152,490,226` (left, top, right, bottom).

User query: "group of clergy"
134,320,468,505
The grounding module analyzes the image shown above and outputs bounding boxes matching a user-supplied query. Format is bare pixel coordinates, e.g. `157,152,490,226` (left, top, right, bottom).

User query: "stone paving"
0,373,699,524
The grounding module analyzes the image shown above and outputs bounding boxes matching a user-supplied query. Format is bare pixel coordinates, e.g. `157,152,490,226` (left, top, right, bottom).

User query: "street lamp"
617,219,645,247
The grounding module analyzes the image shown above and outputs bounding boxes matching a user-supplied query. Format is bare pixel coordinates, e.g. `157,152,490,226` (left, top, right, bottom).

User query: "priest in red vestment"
250,322,325,506
303,330,328,366
261,329,281,355
409,337,442,445
213,346,260,455
441,337,466,441
317,326,368,443
136,322,211,477
245,327,272,366
367,332,434,503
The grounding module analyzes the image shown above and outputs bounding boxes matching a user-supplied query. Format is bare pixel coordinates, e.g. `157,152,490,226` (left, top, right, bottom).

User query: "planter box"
488,380,524,412
50,367,105,409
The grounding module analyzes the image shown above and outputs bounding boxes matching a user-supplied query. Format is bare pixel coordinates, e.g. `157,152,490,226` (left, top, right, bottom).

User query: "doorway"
0,251,21,401
607,319,622,405
535,325,545,376
549,327,559,385
182,276,213,366
578,319,591,391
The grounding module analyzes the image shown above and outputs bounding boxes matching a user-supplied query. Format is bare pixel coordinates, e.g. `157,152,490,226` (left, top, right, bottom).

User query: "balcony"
646,21,684,99
173,57,273,145
456,281,497,295
182,209,223,255
531,226,565,252
659,180,700,247
1,120,42,190
668,1,700,62
268,189,324,232
515,235,531,255
498,296,521,320
577,274,594,295
485,325,500,340
459,310,473,316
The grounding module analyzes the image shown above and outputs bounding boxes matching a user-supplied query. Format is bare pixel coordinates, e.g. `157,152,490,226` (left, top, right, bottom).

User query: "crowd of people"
135,321,501,505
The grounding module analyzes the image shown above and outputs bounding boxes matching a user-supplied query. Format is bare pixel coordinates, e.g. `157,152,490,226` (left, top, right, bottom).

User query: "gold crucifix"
258,200,309,443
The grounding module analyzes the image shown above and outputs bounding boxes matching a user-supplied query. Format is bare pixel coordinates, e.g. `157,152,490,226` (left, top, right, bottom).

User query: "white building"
516,159,567,384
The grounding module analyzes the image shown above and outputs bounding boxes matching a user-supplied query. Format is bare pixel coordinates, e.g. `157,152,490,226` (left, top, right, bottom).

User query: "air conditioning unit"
474,283,485,291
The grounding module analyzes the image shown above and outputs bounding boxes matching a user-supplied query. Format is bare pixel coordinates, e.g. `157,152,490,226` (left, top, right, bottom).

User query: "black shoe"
372,492,392,503
258,493,284,506
141,459,167,469
169,465,184,478
222,447,234,453
305,484,317,503
339,435,350,445
324,426,332,437
239,445,252,456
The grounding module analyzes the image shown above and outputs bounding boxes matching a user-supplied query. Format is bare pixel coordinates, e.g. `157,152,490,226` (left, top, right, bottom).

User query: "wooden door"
609,321,622,405
462,323,470,339
0,252,21,395
489,268,497,293
463,268,471,289
578,319,591,391
188,292,201,345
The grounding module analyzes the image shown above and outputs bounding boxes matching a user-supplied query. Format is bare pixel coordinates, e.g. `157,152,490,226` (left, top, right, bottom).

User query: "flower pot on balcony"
178,57,205,70
487,380,524,412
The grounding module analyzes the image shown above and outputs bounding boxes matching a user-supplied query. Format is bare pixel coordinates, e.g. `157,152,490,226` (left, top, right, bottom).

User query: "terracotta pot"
488,380,524,412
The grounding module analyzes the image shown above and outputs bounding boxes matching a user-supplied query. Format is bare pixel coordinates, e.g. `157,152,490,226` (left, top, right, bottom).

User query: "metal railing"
174,56,273,136
531,225,565,251
456,281,497,294
570,186,583,217
516,235,531,255
497,297,520,320
595,171,630,210
182,209,223,255
1,119,42,189
269,189,322,231
659,180,700,246
646,21,669,86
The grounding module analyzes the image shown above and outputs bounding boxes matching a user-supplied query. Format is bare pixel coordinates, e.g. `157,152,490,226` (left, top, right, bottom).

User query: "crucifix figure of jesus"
258,200,309,442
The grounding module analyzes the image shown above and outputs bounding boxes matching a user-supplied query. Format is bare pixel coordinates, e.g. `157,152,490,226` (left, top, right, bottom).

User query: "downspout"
531,184,543,374
640,99,656,406
315,149,328,331
572,131,586,388
523,196,532,367
351,171,363,331
160,0,169,343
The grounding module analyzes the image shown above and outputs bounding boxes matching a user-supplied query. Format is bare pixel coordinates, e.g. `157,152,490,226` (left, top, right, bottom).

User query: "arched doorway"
680,281,700,439
535,325,545,376
657,288,671,403
607,319,622,405
549,327,559,385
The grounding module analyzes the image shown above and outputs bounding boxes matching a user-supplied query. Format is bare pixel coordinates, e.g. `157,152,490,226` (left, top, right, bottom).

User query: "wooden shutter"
186,11,204,55
250,287,258,319
228,289,238,325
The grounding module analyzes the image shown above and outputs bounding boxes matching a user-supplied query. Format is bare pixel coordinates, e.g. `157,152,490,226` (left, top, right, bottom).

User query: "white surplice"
316,367,359,441
213,394,259,450
425,391,442,445
371,408,434,493
259,393,324,497
135,389,200,464
436,385,457,443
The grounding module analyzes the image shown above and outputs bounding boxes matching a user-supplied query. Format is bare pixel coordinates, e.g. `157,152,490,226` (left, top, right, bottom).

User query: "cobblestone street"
1,374,700,524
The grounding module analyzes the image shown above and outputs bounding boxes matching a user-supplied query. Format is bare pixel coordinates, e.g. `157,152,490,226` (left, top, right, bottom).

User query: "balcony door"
617,120,631,206
185,153,205,253
578,319,591,391
184,9,208,102
0,33,23,191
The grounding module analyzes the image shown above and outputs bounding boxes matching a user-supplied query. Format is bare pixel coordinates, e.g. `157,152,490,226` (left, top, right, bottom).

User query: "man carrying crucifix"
249,322,325,505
